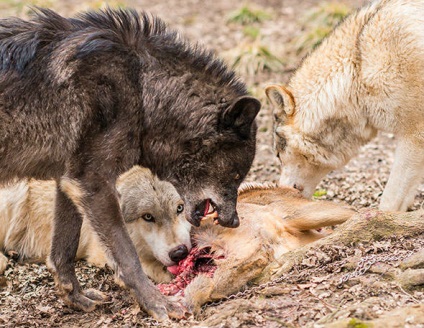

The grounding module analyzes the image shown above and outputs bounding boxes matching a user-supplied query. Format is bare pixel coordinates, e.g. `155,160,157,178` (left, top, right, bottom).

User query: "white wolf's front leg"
0,251,8,274
380,137,424,211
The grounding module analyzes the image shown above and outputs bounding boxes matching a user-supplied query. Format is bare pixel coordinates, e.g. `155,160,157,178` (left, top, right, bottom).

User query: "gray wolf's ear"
221,96,261,138
265,85,295,121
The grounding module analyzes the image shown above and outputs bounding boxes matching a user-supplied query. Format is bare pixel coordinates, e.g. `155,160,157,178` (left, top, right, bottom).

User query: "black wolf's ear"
221,96,261,138
265,85,295,123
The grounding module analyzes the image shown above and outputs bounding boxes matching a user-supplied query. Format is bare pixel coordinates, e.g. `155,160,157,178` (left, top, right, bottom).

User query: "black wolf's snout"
169,244,189,263
217,210,240,228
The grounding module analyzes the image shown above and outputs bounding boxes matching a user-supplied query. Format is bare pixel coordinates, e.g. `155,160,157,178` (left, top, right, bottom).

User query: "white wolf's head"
265,85,339,198
117,166,192,267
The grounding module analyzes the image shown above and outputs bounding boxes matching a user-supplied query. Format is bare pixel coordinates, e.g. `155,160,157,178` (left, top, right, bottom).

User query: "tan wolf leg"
380,138,424,211
283,201,355,231
0,251,8,274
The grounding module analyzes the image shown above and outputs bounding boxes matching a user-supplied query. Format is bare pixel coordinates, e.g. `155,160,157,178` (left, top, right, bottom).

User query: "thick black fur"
0,8,260,319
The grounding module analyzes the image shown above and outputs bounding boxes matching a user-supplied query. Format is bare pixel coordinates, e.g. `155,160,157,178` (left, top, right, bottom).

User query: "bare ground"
0,0,423,327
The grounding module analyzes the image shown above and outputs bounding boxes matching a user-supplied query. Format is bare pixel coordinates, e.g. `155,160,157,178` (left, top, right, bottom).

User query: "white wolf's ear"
265,85,295,120
221,96,261,138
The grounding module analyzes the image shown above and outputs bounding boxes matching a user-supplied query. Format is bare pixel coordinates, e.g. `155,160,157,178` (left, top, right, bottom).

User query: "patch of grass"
0,0,53,16
228,5,271,25
294,2,352,55
243,26,261,39
84,0,127,10
224,3,281,77
224,39,284,77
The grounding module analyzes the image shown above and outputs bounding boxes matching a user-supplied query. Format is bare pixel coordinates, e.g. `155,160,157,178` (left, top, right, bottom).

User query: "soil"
1,0,423,327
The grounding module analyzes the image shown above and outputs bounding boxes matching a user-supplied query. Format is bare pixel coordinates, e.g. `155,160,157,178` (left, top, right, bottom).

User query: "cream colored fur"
266,0,424,211
0,177,355,311
0,166,191,283
182,183,355,312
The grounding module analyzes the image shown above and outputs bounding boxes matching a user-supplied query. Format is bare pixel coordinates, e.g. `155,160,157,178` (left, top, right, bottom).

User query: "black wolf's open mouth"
158,246,219,296
195,199,219,225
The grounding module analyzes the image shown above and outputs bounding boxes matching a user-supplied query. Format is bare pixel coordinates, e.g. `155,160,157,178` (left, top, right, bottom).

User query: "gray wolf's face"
118,168,192,267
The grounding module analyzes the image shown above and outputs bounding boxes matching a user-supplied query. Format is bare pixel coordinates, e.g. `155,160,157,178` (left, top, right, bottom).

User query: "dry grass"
223,39,284,78
294,2,352,56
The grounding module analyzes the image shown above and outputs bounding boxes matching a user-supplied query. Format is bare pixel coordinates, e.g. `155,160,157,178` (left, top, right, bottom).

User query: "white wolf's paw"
0,252,8,274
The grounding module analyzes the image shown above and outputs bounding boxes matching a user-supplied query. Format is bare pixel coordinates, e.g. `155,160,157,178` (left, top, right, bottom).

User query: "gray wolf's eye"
177,204,184,214
142,213,155,222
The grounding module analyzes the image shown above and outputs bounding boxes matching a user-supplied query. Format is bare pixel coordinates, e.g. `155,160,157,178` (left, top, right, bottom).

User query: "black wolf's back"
0,8,247,183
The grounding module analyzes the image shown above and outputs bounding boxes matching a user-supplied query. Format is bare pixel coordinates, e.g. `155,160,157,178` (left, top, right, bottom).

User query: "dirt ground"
0,0,423,327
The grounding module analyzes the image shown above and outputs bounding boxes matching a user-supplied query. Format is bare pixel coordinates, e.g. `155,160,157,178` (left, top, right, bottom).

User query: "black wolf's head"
171,96,260,228
142,90,260,228
63,8,261,228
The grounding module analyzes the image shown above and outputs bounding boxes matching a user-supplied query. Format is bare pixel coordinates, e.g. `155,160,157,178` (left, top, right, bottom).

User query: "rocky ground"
0,0,423,327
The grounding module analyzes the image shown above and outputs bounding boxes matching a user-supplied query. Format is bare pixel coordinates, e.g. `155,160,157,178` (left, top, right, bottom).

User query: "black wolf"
0,8,260,320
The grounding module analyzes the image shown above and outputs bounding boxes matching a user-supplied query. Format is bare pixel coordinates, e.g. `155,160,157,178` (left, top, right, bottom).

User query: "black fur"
0,8,260,319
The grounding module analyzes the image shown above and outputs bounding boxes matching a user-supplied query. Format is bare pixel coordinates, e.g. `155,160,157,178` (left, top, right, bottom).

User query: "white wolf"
266,0,424,211
0,166,191,283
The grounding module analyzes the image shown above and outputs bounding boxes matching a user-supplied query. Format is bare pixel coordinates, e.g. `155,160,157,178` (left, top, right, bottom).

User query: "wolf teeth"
206,203,215,215
203,199,215,216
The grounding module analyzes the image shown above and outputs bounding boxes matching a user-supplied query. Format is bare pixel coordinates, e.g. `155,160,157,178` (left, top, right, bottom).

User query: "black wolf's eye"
177,204,184,214
234,173,241,180
142,213,155,222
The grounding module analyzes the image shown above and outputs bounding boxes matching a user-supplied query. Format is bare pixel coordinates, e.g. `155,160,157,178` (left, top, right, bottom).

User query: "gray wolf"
266,0,424,212
0,8,260,319
156,183,355,313
0,166,191,284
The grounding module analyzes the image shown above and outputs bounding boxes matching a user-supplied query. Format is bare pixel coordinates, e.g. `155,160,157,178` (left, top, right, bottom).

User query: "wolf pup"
266,0,424,212
156,183,355,312
0,8,260,319
0,166,191,284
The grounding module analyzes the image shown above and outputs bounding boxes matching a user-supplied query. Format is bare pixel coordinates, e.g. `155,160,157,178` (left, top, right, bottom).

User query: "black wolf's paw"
64,288,106,312
144,294,190,321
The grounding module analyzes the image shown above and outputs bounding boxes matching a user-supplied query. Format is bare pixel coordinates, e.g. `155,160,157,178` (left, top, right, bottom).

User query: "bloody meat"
157,247,217,296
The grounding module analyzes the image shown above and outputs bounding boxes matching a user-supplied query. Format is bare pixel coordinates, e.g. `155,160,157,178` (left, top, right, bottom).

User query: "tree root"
266,209,424,281
264,209,424,327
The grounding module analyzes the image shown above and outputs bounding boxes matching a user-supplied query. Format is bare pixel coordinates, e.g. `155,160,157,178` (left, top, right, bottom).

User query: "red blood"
158,246,217,296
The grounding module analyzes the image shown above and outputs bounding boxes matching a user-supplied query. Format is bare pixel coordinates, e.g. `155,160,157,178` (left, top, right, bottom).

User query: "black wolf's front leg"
58,175,187,320
47,185,105,312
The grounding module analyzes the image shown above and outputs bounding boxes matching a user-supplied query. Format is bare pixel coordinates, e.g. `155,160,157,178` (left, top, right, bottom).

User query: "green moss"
347,318,372,328
313,189,327,197
259,127,268,133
